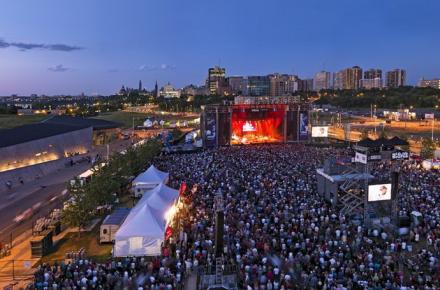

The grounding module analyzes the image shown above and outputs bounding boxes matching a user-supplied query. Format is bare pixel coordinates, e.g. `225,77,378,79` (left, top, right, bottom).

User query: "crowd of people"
31,144,439,289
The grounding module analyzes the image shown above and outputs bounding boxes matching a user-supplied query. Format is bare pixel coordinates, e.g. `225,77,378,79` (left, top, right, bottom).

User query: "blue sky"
0,0,439,95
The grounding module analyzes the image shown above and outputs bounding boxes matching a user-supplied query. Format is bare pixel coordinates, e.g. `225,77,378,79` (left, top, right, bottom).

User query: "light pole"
432,105,439,141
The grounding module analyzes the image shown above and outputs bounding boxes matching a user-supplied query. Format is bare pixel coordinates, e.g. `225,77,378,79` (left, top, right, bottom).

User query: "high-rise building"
269,74,289,96
248,76,270,96
334,66,362,90
207,66,227,95
360,69,383,89
228,76,247,95
287,75,299,94
364,69,382,80
313,71,331,91
360,78,382,90
298,78,314,92
346,66,362,90
418,78,440,89
138,80,143,91
333,71,344,90
386,69,406,88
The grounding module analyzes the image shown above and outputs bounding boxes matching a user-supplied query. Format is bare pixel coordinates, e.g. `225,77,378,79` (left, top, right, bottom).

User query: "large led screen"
231,106,284,145
312,126,329,137
368,183,392,202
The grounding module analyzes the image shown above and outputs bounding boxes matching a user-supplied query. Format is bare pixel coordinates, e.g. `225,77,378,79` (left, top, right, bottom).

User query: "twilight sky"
0,0,439,95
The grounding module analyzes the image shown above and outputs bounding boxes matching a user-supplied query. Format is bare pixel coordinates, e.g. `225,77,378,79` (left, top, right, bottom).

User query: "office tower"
287,75,299,94
248,76,270,96
269,74,289,96
268,74,300,96
207,66,227,95
418,78,440,89
386,69,406,88
313,71,331,91
298,78,314,92
138,80,142,91
228,76,247,95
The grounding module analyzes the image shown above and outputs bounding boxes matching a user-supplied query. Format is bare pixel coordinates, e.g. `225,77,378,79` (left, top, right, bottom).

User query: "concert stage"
201,96,311,147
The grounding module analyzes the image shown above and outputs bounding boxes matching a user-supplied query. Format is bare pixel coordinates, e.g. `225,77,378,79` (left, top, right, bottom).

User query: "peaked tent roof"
357,138,376,147
133,165,169,184
146,183,179,205
389,136,409,146
115,201,165,239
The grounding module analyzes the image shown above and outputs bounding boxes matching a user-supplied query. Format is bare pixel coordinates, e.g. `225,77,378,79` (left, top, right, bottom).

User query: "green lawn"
0,114,48,129
93,111,198,128
40,226,113,264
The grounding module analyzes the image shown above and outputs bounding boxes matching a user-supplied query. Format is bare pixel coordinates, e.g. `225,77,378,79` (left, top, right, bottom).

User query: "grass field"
40,226,112,264
93,111,198,128
0,114,48,129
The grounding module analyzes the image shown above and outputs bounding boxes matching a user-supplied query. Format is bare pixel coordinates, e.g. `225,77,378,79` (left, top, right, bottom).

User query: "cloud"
45,44,82,51
48,64,70,72
0,38,82,52
138,63,176,71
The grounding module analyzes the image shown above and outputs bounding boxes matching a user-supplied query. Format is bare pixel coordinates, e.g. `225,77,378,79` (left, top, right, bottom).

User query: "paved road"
0,183,67,244
0,139,135,246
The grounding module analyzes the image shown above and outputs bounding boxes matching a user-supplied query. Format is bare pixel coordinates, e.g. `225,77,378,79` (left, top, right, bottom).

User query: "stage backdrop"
231,106,284,145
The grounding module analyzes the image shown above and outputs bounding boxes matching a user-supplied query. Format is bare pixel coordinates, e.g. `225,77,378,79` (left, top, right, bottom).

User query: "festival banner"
204,112,217,147
165,226,173,240
179,182,187,197
299,112,309,140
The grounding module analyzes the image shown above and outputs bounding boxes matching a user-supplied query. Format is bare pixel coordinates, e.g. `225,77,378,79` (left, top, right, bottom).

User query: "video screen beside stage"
231,106,285,145
368,183,392,202
312,126,329,137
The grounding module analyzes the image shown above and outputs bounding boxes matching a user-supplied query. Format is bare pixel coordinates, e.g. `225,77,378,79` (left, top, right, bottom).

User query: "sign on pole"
391,151,409,160
425,113,434,120
355,152,367,164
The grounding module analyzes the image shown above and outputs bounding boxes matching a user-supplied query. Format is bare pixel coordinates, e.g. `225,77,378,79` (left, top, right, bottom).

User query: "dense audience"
32,144,440,289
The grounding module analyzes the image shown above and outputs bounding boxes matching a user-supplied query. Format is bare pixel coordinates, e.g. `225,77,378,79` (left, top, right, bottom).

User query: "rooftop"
44,115,120,130
0,123,90,148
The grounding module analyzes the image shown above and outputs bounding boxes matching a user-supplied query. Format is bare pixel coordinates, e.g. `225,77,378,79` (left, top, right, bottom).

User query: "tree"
379,129,388,139
62,179,94,236
420,138,436,160
360,129,369,140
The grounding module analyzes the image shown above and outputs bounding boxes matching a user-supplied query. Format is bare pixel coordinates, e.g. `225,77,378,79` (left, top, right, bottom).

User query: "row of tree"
315,87,440,108
62,139,162,232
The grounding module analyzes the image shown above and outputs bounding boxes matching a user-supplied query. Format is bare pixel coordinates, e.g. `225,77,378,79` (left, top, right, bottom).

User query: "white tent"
146,183,179,209
132,165,169,197
114,183,179,257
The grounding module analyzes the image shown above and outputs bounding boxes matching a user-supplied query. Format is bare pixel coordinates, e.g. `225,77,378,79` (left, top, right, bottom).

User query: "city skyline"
1,0,440,95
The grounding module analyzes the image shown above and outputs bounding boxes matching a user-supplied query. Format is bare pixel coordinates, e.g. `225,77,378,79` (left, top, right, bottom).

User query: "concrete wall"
0,127,92,176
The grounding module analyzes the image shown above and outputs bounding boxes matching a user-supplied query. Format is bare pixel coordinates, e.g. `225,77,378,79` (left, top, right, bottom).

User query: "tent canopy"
133,165,169,185
146,183,179,205
114,182,178,257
